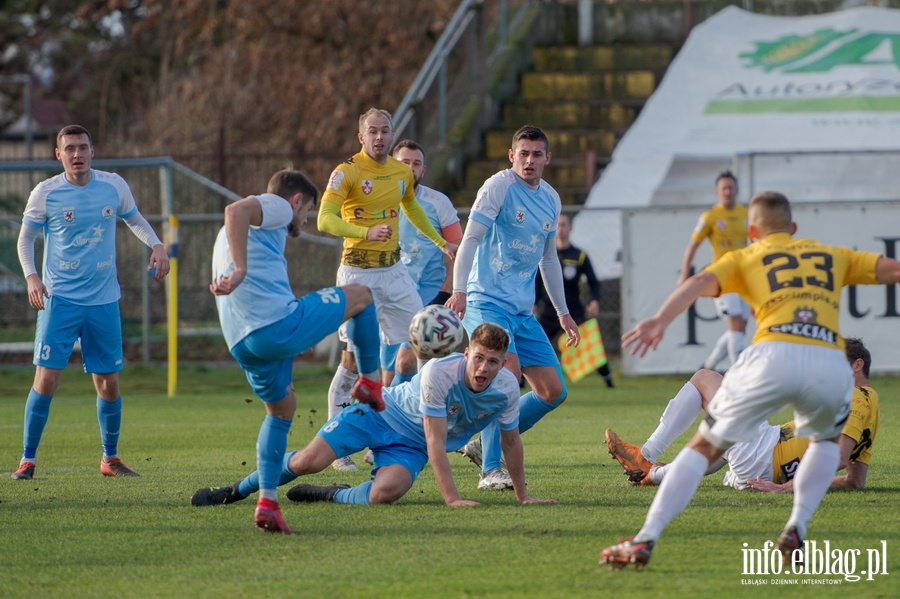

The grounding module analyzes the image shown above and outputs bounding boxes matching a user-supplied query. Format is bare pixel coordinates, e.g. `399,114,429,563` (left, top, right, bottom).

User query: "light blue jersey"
399,185,459,303
212,193,298,349
21,169,139,305
379,352,520,452
466,169,561,316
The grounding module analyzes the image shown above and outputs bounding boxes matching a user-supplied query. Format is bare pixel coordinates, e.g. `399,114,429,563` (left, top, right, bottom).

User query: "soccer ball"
408,305,464,359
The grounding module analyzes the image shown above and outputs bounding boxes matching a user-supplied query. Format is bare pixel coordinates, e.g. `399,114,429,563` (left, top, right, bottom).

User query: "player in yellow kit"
601,191,900,570
752,337,879,492
317,108,456,456
606,338,878,492
679,171,749,370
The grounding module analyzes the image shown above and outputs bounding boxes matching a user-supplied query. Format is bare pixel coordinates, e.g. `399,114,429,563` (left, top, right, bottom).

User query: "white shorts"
701,342,852,448
337,262,424,347
714,292,751,320
720,422,780,490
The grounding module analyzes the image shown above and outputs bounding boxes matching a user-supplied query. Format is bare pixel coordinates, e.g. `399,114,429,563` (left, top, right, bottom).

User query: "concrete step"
484,128,620,160
503,100,641,130
533,45,674,72
521,71,655,101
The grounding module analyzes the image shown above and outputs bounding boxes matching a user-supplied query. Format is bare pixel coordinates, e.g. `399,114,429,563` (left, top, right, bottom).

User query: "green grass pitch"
1,362,898,598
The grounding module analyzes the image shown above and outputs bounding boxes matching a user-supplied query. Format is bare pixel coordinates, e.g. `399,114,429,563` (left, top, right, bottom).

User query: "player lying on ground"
605,338,878,491
191,323,556,510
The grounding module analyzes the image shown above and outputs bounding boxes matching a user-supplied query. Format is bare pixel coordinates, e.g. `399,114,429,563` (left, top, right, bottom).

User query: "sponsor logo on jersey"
102,206,114,218
508,238,539,253
73,224,105,247
63,207,75,223
96,256,114,270
327,170,344,190
361,179,373,195
490,257,512,272
58,259,80,270
768,306,837,344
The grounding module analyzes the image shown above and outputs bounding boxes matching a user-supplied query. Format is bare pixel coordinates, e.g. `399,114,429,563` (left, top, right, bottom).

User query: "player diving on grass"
605,337,878,492
191,323,556,510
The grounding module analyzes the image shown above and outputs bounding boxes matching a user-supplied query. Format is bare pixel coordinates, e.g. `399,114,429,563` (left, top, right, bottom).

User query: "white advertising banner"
622,202,900,375
576,6,900,279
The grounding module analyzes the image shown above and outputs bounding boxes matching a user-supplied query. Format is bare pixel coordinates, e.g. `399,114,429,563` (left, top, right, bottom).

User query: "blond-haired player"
318,109,457,466
601,191,900,570
679,171,749,370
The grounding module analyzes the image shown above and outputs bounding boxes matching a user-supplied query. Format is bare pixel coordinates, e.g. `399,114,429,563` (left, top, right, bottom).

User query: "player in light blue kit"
387,139,462,385
446,126,580,490
208,169,381,534
13,125,170,481
191,323,557,508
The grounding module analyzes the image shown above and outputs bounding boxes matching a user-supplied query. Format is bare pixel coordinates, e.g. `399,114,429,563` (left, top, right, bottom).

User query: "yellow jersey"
706,233,880,349
691,203,748,261
772,385,880,482
321,150,442,268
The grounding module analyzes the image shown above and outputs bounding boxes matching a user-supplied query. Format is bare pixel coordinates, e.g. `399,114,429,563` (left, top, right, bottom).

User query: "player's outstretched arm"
500,429,557,505
875,256,900,284
424,416,478,507
622,271,720,357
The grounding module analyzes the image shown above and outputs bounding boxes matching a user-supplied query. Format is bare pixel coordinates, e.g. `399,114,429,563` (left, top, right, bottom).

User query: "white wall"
622,201,900,375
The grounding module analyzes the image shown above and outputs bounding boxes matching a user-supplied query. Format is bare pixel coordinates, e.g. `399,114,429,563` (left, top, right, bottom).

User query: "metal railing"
393,0,538,150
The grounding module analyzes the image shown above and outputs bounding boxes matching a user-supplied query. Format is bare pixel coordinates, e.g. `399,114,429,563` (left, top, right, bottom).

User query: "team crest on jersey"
327,170,344,190
795,306,816,323
101,206,114,218
768,306,837,344
361,179,373,195
543,220,552,233
514,208,526,225
63,207,75,223
448,405,461,415
716,219,727,231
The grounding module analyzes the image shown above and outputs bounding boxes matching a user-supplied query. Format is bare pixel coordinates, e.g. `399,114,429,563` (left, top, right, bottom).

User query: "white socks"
726,330,744,365
641,383,703,463
636,447,709,543
327,365,357,419
785,440,840,539
703,332,730,370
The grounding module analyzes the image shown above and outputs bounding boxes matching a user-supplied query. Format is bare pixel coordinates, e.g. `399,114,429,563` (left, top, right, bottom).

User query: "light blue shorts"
318,403,428,482
380,340,400,371
34,296,123,373
462,300,559,368
231,287,346,403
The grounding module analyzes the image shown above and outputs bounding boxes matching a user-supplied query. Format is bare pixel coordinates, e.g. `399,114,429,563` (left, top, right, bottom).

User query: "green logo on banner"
741,29,900,73
707,28,900,114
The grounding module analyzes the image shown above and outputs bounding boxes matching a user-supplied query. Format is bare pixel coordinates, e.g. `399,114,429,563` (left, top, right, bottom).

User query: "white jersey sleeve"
256,193,293,230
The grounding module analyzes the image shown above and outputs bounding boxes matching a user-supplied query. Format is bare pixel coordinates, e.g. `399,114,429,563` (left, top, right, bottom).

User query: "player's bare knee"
687,431,727,463
369,482,408,504
290,448,329,476
342,283,374,315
